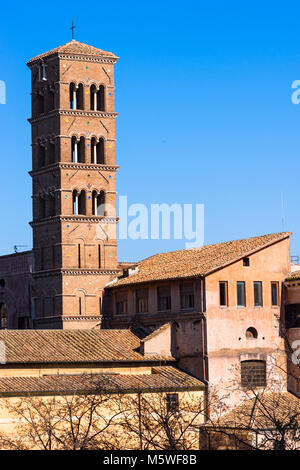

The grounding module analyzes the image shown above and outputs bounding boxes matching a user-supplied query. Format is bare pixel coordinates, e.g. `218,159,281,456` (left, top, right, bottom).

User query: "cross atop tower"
70,20,75,40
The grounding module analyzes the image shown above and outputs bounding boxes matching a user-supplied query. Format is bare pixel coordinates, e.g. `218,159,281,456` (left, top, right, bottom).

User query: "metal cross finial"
70,19,75,40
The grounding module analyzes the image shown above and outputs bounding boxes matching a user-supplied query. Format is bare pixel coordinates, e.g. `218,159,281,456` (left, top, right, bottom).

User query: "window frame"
166,393,179,413
241,360,266,388
219,281,229,307
253,281,263,307
157,286,171,312
271,281,280,307
237,281,246,307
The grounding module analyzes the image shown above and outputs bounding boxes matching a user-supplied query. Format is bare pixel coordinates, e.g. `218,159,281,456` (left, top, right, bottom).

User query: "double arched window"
72,190,86,215
91,137,105,164
71,136,85,163
69,83,84,110
92,190,105,216
90,85,105,111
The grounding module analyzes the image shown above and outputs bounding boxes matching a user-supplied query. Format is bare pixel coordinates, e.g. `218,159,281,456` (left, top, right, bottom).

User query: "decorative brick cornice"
29,163,119,177
30,215,119,227
34,315,102,323
29,109,118,124
33,268,120,278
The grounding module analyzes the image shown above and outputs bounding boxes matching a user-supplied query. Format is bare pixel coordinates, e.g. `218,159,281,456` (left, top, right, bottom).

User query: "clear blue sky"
0,1,299,262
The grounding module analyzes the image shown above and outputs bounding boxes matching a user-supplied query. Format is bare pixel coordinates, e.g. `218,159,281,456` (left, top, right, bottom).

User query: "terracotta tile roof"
286,270,300,281
0,330,174,364
0,367,205,397
216,393,300,429
27,40,118,65
111,232,291,287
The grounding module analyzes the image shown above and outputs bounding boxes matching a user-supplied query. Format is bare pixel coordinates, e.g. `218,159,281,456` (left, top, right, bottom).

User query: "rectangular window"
78,244,81,268
237,281,246,307
271,281,279,306
254,281,263,307
157,286,171,311
219,281,228,306
180,281,195,309
166,393,179,413
241,360,266,388
98,245,101,269
243,257,250,267
116,300,128,315
136,288,148,313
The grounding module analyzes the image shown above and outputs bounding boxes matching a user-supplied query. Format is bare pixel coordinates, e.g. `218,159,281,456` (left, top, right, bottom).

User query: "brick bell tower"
27,40,120,329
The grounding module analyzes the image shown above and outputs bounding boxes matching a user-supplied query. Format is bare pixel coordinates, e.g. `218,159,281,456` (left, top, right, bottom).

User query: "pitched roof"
111,232,291,287
0,330,174,364
216,393,300,429
0,367,205,397
27,40,118,65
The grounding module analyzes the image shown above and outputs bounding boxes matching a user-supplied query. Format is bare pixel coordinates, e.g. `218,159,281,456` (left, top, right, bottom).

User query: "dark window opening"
246,327,258,339
47,142,55,165
136,288,148,313
97,85,105,111
116,300,128,315
38,143,46,168
243,257,250,267
237,281,246,307
166,393,179,413
78,190,86,215
271,281,279,306
219,281,228,306
0,303,7,329
180,281,195,309
79,297,82,315
254,281,263,307
78,136,85,163
241,360,266,388
98,245,101,269
78,244,81,268
92,190,105,216
37,93,44,115
157,286,171,311
39,197,46,219
0,279,5,288
285,304,300,328
18,317,29,329
91,137,105,164
48,196,55,217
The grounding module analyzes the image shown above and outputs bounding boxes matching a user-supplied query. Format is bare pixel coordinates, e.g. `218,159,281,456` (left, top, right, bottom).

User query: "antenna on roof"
281,190,285,232
70,19,75,41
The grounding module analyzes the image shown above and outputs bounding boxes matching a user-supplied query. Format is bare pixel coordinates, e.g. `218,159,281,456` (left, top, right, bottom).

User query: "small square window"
243,257,250,267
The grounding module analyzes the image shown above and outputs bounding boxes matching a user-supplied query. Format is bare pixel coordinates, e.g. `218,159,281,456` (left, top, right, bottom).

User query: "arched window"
90,85,97,111
90,85,105,111
246,327,258,339
0,303,7,330
92,190,105,216
78,190,86,215
38,142,46,168
241,360,266,388
97,85,105,111
47,141,55,165
37,91,44,115
76,84,84,110
69,83,76,109
78,136,85,163
39,197,46,219
72,190,78,215
91,138,105,164
48,195,56,217
71,136,77,163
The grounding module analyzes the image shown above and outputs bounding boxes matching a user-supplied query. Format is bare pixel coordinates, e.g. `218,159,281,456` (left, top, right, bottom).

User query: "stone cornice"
30,215,119,227
29,109,118,124
29,163,119,177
